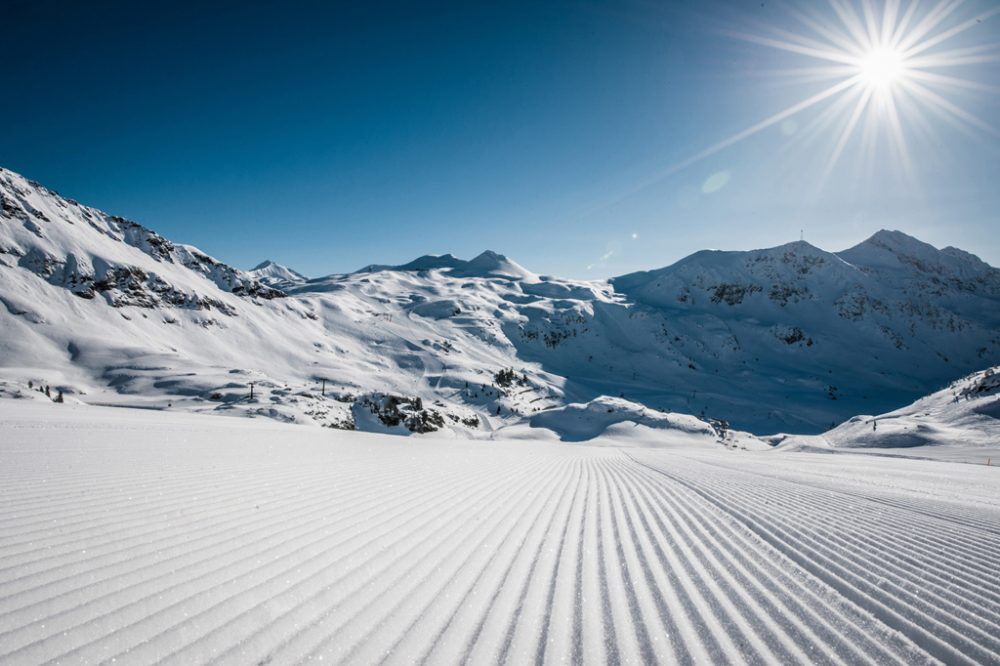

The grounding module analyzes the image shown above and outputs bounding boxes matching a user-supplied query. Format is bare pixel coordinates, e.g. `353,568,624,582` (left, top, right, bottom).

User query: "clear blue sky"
3,0,998,277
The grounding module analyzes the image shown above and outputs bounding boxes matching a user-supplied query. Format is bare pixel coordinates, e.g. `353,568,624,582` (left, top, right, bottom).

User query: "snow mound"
528,396,720,443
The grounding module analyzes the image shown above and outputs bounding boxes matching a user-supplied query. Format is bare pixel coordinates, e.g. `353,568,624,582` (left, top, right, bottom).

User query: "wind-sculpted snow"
1,401,998,664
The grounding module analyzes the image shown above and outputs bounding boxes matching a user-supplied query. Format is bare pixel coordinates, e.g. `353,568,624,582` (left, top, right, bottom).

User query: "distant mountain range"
2,165,998,435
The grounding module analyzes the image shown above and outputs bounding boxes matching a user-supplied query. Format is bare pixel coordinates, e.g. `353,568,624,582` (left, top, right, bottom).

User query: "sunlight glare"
705,1,1000,185
593,1,999,211
858,47,906,89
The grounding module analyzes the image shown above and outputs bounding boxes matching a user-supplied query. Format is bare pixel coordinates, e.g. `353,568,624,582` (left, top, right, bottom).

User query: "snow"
514,395,766,450
773,365,1000,464
0,399,998,664
248,260,307,288
2,166,999,436
2,166,999,662
356,250,536,281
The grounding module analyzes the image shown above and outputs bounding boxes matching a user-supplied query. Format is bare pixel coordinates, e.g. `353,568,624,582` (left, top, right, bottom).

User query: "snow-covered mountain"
2,165,998,435
355,250,536,281
248,259,307,289
609,234,1000,431
0,169,281,311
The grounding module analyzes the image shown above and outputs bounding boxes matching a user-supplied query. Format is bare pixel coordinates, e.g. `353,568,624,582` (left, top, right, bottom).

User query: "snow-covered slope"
2,165,998,435
2,399,998,664
826,365,1000,448
0,168,281,309
0,167,561,435
611,236,1000,432
770,365,999,463
766,365,999,463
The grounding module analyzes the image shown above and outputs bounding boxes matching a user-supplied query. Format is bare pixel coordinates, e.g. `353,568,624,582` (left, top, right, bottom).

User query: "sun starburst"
691,0,999,186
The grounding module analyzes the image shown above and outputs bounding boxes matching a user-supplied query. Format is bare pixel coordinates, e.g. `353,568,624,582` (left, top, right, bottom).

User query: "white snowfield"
2,401,998,665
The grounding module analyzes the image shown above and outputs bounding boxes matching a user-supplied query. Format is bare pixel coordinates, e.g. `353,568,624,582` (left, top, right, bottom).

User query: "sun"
618,1,997,199
696,0,1000,184
857,46,906,90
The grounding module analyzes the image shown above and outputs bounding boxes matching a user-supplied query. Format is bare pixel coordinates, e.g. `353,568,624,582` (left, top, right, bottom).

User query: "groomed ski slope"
1,402,999,665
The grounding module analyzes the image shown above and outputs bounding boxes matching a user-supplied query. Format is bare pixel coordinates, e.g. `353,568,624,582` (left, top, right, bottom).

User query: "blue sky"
3,0,998,277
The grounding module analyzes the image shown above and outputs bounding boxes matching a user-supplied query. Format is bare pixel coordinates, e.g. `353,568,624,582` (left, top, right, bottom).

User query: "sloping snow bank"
529,396,714,441
498,396,768,449
772,366,1000,463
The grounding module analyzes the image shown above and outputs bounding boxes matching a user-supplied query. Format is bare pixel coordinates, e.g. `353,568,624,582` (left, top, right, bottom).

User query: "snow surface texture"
2,165,999,435
0,400,998,664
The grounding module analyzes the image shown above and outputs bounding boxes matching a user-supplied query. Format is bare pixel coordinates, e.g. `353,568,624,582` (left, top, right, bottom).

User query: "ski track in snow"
1,405,999,665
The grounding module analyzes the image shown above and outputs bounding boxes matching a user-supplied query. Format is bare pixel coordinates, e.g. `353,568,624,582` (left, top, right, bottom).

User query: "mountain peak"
0,165,283,305
834,228,1000,293
863,228,928,250
471,250,504,261
356,250,534,281
461,250,533,280
784,239,824,252
839,229,948,270
394,253,467,272
248,260,306,285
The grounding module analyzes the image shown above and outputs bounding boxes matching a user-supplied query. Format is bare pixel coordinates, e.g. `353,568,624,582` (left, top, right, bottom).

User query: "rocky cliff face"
0,167,283,314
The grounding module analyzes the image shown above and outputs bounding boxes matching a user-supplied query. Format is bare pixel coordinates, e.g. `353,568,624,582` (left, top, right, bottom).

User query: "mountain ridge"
353,250,535,281
2,165,998,436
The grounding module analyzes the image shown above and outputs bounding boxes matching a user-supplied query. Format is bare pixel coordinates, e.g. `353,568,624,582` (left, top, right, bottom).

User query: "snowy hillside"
611,235,1000,431
827,365,1000,451
1,399,998,664
770,366,1000,463
2,165,998,435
